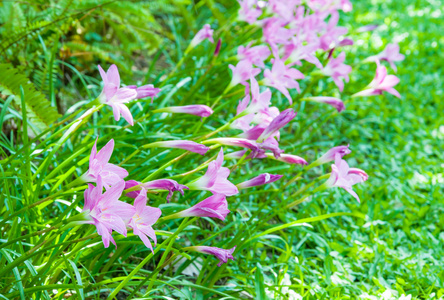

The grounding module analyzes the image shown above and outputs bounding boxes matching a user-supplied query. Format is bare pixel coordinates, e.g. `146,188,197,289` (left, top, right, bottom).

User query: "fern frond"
0,64,61,131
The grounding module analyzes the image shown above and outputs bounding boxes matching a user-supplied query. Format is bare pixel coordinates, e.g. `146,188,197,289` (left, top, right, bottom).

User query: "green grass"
0,0,443,299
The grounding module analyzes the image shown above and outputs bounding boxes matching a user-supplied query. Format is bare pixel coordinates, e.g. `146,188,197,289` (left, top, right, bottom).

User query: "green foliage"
0,63,61,131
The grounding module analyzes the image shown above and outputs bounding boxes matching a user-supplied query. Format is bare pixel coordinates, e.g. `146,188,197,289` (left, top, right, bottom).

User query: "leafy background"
0,0,443,298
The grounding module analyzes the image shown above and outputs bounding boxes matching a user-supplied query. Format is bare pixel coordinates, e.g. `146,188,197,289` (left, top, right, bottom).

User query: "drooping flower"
190,24,214,48
187,148,239,196
324,154,368,202
237,0,262,24
257,108,297,142
304,96,345,112
352,61,400,98
237,173,283,189
81,178,135,248
263,59,304,104
189,245,236,267
128,187,162,252
367,43,405,72
203,138,260,154
81,139,128,189
126,84,160,101
165,194,230,221
322,52,352,92
153,105,213,118
237,43,271,68
228,60,261,87
125,179,188,202
266,153,308,165
313,144,351,166
98,64,138,125
148,140,210,155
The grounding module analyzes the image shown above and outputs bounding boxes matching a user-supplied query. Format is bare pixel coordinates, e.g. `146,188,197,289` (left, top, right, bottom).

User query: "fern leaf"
0,64,61,131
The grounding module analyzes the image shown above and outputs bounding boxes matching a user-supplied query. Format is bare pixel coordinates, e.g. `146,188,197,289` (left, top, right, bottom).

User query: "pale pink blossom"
187,148,238,196
353,61,400,98
81,178,135,248
98,64,138,125
283,38,322,68
316,144,351,165
190,24,214,47
192,245,236,267
125,179,188,202
128,188,162,252
322,52,352,92
126,84,160,100
237,173,283,189
150,140,210,155
257,108,296,142
170,194,230,221
262,17,293,51
319,12,348,51
81,139,128,189
304,96,345,112
154,105,213,117
325,154,368,202
266,153,308,165
237,43,271,68
367,43,405,72
237,0,262,24
229,60,261,87
264,59,304,104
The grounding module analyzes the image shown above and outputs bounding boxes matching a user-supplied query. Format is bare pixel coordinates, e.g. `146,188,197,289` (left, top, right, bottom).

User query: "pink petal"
96,139,114,166
118,104,134,126
106,64,120,87
98,65,108,84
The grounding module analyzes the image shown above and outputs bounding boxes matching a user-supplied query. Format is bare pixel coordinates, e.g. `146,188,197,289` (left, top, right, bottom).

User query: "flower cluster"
70,0,404,269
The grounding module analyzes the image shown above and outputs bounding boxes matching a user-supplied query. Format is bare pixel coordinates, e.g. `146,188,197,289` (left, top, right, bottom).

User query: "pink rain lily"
98,64,137,125
190,24,214,48
262,17,293,51
304,96,345,112
353,61,400,98
266,153,308,165
264,59,304,104
154,105,213,118
187,148,239,196
325,154,368,202
125,179,188,202
367,43,405,72
257,108,297,142
167,194,230,221
319,12,349,51
283,38,322,68
81,178,135,248
237,0,262,24
128,187,162,252
258,137,285,158
126,84,160,101
322,52,352,92
314,144,351,166
237,173,283,189
190,245,236,267
150,140,210,155
229,60,261,87
81,139,128,189
237,43,271,68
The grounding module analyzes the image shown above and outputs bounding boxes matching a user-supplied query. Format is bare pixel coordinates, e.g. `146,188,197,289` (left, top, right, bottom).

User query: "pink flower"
283,38,322,68
257,108,297,142
237,43,271,68
187,148,238,196
154,105,213,117
325,154,368,202
151,140,210,155
125,179,188,202
81,139,128,189
190,24,214,47
304,96,345,112
192,245,236,267
128,188,162,252
82,178,135,248
237,173,283,189
229,60,261,87
126,84,160,100
237,0,262,24
258,137,284,158
264,59,304,104
316,144,351,165
319,12,349,51
322,52,352,92
367,43,405,72
170,194,230,221
268,153,308,165
204,138,260,153
262,17,293,51
98,64,138,125
353,61,400,98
